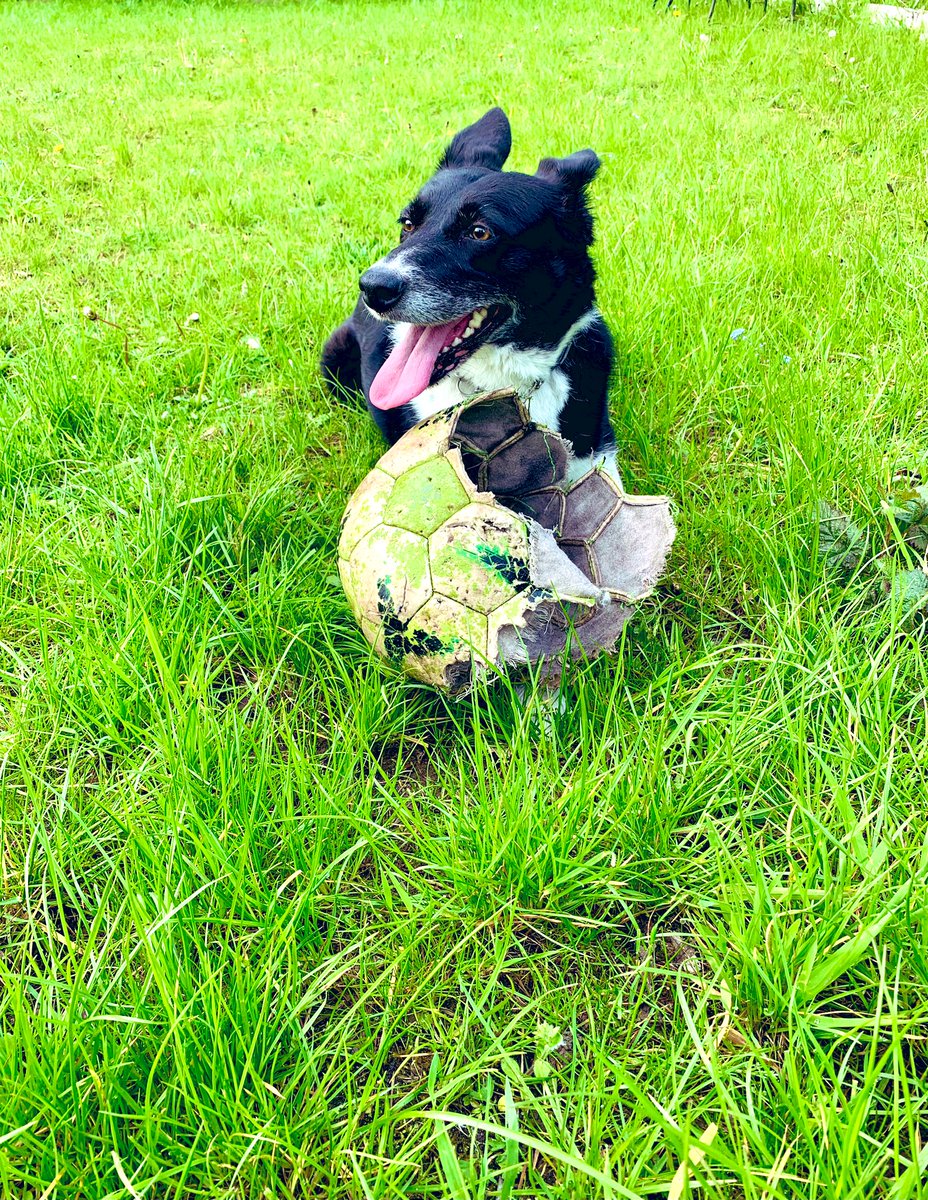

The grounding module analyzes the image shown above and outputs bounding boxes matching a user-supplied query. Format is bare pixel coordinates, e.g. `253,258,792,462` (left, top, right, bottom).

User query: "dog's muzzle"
359,266,406,315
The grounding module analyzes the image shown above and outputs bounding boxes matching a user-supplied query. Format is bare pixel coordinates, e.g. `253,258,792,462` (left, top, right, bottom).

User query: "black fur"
321,109,616,463
555,319,615,461
320,319,362,396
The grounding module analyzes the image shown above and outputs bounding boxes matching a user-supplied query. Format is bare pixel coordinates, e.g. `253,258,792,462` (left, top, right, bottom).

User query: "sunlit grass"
1,0,928,1195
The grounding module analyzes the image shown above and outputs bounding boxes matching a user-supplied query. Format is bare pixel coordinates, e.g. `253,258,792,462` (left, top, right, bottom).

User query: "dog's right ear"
535,149,601,195
439,108,512,171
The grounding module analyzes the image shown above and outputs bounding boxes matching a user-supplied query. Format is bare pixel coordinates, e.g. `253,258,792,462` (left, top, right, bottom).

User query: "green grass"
1,0,928,1195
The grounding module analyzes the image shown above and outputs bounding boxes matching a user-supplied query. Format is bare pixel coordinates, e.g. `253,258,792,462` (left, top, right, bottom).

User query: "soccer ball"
338,390,675,694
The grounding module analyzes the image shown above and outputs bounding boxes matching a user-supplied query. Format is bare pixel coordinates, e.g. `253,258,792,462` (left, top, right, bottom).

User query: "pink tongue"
369,316,470,411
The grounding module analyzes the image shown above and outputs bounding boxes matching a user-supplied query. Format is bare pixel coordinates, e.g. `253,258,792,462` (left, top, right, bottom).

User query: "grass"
1,0,928,1194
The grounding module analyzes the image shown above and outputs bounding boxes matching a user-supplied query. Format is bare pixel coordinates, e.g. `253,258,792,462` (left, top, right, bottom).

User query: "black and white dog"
321,107,618,481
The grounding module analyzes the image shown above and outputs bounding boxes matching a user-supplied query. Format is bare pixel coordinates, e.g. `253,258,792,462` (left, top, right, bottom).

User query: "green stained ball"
338,390,677,694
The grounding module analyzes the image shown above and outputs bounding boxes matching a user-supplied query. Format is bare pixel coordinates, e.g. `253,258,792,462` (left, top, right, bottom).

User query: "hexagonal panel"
559,472,622,542
402,593,488,692
339,468,395,558
429,502,530,614
382,456,470,537
450,391,528,454
348,524,432,632
376,413,451,478
588,497,676,601
485,430,569,497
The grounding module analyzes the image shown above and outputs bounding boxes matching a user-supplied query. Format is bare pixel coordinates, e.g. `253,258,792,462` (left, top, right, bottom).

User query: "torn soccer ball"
338,389,676,694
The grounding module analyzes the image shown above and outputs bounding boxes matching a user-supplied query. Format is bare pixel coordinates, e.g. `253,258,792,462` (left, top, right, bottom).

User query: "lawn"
1,0,928,1195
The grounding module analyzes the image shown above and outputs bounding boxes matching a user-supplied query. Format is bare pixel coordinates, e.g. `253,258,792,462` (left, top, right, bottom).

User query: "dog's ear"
536,149,601,195
536,150,601,245
439,108,512,171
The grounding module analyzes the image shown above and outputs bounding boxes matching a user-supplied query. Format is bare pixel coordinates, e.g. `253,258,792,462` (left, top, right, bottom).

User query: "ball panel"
449,390,528,454
376,412,452,478
587,498,677,601
402,594,489,691
485,430,569,496
428,502,530,615
348,525,433,631
338,557,360,621
383,456,470,537
559,472,622,541
338,468,395,558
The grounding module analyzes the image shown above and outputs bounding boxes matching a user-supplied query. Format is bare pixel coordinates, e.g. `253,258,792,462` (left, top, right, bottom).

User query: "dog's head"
360,109,601,411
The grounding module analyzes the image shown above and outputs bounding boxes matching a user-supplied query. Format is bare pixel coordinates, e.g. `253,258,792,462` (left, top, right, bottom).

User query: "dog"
321,107,618,481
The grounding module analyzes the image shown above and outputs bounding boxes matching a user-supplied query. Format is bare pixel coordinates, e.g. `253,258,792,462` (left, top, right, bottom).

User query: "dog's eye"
400,217,416,235
468,223,492,242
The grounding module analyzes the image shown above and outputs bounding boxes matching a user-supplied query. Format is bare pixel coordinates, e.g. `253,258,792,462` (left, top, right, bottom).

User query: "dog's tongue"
369,317,469,411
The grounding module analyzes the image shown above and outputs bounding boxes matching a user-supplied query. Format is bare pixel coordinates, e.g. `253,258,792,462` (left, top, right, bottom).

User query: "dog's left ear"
536,149,601,195
440,108,512,171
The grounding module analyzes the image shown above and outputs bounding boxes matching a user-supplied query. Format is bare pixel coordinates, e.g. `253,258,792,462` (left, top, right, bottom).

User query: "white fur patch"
408,308,600,431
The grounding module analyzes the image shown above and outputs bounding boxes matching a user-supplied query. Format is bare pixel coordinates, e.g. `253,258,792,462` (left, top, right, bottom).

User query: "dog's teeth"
476,307,487,320
463,326,474,338
451,337,462,346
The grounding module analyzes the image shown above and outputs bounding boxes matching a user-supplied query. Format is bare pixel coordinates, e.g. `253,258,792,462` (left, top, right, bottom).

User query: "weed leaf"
817,501,868,576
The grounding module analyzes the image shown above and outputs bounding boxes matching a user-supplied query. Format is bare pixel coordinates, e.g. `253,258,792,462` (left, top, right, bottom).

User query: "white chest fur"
404,309,620,483
407,346,570,431
407,310,597,430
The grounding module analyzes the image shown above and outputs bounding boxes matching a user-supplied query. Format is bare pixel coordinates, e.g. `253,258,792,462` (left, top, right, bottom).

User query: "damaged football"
338,390,676,694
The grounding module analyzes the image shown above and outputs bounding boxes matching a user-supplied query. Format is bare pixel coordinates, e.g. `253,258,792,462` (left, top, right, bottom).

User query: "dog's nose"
359,266,406,314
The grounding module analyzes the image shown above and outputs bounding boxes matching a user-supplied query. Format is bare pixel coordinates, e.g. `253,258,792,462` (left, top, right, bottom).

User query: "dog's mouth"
369,304,509,412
